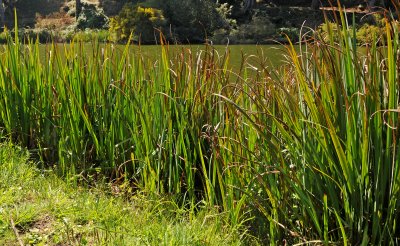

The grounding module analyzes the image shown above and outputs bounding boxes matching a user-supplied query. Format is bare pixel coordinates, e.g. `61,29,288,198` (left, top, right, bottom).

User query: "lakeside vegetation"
0,3,400,246
0,142,243,245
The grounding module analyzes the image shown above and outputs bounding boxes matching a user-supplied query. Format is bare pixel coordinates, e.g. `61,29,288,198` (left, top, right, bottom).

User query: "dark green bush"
278,27,300,42
162,0,226,43
24,28,53,43
69,29,110,42
77,3,108,30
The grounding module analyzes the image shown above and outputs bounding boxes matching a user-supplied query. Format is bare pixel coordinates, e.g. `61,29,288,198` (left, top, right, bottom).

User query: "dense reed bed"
0,12,399,244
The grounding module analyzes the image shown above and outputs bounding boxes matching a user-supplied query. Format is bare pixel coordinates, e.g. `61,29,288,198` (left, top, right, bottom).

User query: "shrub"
76,3,108,30
356,23,383,44
162,0,225,43
109,4,165,43
317,21,342,42
69,29,110,42
278,27,300,42
0,31,8,44
35,12,75,30
23,28,53,43
229,14,276,44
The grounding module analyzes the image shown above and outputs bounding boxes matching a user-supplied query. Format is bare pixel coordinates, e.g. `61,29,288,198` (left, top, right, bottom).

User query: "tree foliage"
3,0,397,43
109,3,165,43
109,0,225,43
0,0,17,27
162,0,225,42
76,2,108,30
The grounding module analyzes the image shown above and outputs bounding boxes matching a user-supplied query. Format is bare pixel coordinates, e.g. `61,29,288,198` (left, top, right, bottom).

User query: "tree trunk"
311,0,320,10
0,0,5,28
76,0,81,20
243,0,255,13
368,0,376,8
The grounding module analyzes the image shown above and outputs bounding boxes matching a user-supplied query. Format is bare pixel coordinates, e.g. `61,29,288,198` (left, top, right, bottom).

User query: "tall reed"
0,30,244,213
218,11,400,244
0,10,399,244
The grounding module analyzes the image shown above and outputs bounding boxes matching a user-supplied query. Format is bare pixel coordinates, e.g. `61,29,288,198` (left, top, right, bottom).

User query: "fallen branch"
10,216,24,246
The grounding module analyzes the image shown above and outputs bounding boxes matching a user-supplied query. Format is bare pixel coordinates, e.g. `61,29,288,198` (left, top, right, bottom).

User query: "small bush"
278,27,300,42
76,3,108,30
317,21,354,43
23,28,53,43
109,4,165,43
162,0,225,43
0,32,8,44
70,29,110,42
229,14,276,44
356,23,383,44
35,12,75,30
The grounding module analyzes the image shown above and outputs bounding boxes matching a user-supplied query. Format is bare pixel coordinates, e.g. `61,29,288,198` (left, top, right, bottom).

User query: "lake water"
138,45,290,69
35,44,292,71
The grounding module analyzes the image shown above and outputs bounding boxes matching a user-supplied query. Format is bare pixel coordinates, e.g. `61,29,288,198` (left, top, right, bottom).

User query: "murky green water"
35,44,292,71
139,44,289,69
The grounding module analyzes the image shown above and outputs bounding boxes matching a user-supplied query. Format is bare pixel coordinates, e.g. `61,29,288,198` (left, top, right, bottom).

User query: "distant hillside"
12,0,101,27
14,0,65,27
2,0,395,44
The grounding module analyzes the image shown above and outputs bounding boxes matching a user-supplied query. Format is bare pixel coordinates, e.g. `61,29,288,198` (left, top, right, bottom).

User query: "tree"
243,0,255,13
76,0,81,20
0,0,18,28
311,0,320,10
367,0,394,9
109,3,166,43
215,0,254,14
0,0,5,28
162,0,224,42
99,0,131,16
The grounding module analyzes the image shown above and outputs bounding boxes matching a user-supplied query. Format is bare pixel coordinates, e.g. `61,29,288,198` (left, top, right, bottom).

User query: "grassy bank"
0,142,244,245
0,10,399,244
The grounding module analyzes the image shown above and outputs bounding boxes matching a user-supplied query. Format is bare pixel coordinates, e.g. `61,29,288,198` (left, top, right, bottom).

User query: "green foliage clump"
0,31,9,43
76,3,108,30
356,23,382,44
23,28,53,43
0,28,52,44
317,14,399,45
317,21,342,42
70,29,110,42
229,14,276,44
109,3,165,43
162,0,225,43
277,27,299,41
212,8,279,44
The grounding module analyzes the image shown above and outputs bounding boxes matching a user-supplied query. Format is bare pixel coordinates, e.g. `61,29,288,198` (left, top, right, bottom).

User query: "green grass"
0,8,399,245
0,142,245,245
